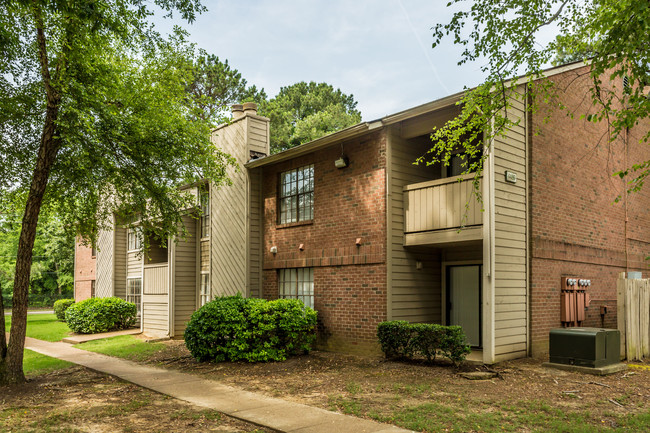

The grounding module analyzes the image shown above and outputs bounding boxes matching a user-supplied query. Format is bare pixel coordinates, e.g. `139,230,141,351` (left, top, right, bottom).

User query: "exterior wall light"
335,155,349,169
270,246,277,254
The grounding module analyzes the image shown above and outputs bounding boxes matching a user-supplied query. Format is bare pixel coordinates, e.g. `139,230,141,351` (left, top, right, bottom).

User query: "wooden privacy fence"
617,273,650,360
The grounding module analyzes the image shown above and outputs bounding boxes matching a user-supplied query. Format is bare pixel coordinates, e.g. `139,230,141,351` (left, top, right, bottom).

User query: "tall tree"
260,82,362,154
424,0,649,194
0,0,232,384
188,53,267,125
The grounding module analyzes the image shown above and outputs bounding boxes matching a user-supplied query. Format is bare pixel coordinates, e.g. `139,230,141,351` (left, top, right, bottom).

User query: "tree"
187,53,267,126
424,0,649,194
260,82,362,154
0,0,233,384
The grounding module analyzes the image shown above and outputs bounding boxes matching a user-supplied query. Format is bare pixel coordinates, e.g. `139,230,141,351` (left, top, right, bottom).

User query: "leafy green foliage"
377,321,471,365
187,53,267,125
65,297,136,334
184,294,317,363
0,215,74,307
53,299,75,322
259,82,362,154
428,0,650,196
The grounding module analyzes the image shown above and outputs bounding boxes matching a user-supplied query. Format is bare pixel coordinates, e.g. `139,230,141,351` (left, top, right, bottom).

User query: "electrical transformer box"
549,328,620,368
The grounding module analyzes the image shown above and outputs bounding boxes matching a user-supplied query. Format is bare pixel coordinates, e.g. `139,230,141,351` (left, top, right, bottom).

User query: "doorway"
446,265,482,347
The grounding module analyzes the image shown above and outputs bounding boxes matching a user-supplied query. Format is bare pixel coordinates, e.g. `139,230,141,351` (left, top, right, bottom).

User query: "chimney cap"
231,104,244,119
242,102,257,115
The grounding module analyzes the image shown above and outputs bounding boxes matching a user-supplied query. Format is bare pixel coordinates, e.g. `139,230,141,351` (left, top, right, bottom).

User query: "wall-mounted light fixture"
335,155,349,169
355,237,362,246
335,143,349,169
416,260,423,270
299,243,305,251
270,246,278,254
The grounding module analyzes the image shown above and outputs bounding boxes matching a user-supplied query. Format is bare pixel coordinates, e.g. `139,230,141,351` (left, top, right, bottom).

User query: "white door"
447,265,481,347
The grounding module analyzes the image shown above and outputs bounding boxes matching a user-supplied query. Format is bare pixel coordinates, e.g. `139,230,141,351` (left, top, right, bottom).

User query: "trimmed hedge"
377,321,471,365
184,294,317,363
53,298,75,321
65,297,137,334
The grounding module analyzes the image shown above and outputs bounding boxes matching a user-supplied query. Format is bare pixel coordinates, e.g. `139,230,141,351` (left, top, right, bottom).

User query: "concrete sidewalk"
24,337,412,433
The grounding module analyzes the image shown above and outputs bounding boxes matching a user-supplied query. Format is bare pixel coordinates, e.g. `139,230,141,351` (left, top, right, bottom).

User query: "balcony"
143,263,169,295
404,175,483,246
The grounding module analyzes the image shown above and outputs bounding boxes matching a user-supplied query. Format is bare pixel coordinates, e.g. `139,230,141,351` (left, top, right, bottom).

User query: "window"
90,280,96,298
91,246,97,257
200,190,210,238
127,227,142,251
446,152,481,178
279,164,314,224
199,273,210,307
127,278,142,318
278,268,314,309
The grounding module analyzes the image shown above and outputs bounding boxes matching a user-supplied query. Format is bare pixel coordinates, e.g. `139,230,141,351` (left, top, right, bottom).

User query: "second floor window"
127,227,142,251
200,191,210,238
279,164,314,224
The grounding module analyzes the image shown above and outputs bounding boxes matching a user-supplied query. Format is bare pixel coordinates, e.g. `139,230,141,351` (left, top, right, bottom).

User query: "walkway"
24,337,412,433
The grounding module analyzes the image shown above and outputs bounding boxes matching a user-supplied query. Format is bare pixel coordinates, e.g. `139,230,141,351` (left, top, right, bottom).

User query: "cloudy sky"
153,0,489,120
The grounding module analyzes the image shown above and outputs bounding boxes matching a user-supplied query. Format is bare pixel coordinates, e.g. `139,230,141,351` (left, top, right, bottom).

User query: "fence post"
616,272,626,360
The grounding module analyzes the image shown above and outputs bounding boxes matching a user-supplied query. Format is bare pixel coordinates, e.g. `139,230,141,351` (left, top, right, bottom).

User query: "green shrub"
65,297,137,334
53,298,75,321
184,294,317,363
377,321,471,365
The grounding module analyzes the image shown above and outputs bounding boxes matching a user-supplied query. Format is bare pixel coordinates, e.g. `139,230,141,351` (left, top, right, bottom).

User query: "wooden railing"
143,263,168,295
404,175,482,233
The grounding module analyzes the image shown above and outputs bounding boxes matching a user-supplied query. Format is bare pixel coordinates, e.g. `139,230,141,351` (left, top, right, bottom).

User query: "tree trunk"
0,7,63,385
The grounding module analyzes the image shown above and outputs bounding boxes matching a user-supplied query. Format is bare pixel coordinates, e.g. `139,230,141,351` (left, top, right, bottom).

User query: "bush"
184,294,317,363
377,321,471,365
53,298,75,321
65,297,137,334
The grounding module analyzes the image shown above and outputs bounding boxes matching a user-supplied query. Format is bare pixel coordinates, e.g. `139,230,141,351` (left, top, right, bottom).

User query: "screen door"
446,265,482,347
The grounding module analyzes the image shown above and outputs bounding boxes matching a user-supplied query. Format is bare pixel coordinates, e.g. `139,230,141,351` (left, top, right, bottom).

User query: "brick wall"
261,130,387,353
74,240,96,302
529,66,650,355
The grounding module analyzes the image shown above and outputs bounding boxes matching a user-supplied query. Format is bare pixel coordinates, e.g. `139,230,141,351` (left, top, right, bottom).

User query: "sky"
151,0,490,121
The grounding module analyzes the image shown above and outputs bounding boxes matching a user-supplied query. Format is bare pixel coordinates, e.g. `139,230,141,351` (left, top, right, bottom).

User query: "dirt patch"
0,366,271,433
145,341,650,430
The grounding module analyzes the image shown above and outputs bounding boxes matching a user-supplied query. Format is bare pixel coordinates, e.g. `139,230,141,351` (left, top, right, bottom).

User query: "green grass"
23,349,72,376
77,335,165,361
5,313,71,341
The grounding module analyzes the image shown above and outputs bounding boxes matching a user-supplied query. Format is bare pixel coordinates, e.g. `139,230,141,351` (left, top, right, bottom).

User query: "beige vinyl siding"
95,227,114,298
200,239,210,273
143,302,168,333
492,88,528,360
143,264,168,295
113,226,127,299
388,126,442,322
126,251,142,277
247,116,270,155
249,167,263,298
210,119,248,297
174,214,197,336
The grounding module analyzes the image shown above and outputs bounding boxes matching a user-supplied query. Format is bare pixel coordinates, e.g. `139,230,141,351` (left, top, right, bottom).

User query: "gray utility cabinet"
549,328,620,368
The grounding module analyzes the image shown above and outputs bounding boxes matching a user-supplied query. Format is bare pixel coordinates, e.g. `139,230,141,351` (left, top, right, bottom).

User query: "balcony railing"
404,175,482,245
143,263,168,295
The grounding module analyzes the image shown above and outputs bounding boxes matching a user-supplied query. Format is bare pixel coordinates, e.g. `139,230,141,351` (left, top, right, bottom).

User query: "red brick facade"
261,131,387,353
529,66,650,355
74,240,96,302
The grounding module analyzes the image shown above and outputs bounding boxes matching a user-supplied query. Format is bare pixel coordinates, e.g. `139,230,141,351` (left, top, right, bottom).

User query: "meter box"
549,328,620,368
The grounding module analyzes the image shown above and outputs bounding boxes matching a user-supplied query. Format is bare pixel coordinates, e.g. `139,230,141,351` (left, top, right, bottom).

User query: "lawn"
138,341,650,433
4,313,71,341
77,335,166,361
22,349,72,376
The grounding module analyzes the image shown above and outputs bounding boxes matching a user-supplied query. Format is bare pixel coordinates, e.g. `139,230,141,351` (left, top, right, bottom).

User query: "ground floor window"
91,280,95,298
278,268,314,309
199,273,210,307
127,278,142,318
